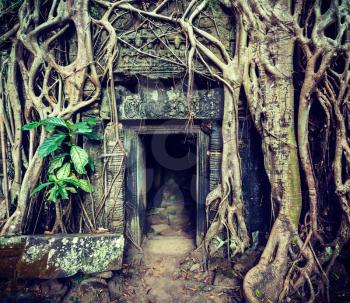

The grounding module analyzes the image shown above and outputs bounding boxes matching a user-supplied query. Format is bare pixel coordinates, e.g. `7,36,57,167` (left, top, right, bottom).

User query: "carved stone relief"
117,79,223,120
114,8,235,79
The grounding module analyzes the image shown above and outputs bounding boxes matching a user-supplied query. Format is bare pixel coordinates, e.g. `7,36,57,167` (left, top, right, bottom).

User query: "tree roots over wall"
0,0,350,302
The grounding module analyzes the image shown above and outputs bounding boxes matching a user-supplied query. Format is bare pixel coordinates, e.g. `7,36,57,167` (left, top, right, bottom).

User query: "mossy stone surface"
0,234,124,279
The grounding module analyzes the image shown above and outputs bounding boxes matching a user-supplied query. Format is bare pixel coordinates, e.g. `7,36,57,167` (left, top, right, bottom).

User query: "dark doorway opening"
141,134,197,240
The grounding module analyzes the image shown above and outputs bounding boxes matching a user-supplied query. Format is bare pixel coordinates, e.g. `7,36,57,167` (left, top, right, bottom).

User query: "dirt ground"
1,196,349,303
116,199,243,303
0,197,243,303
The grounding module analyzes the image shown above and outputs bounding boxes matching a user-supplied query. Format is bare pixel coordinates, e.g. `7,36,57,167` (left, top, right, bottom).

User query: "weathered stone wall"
83,122,125,234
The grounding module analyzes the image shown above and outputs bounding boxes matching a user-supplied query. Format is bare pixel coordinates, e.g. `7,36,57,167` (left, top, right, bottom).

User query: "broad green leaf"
66,187,78,194
38,134,67,157
78,179,93,193
48,154,67,173
57,180,65,187
44,124,57,132
63,177,91,192
86,117,98,125
58,186,69,200
49,174,58,182
22,121,42,130
42,117,67,131
69,122,91,134
48,186,59,203
70,145,89,174
75,128,93,135
326,246,333,256
56,162,71,179
67,120,100,140
215,236,226,249
62,177,80,187
229,239,237,250
31,182,53,196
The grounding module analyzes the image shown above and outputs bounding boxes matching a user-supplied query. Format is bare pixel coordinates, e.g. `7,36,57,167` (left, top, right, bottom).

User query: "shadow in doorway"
141,134,197,240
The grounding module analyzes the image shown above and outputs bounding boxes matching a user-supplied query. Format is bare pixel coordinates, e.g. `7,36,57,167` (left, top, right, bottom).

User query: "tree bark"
243,24,303,302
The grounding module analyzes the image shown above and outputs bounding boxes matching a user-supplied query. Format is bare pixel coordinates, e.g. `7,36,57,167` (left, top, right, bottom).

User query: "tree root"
51,201,66,234
195,180,249,260
243,218,294,302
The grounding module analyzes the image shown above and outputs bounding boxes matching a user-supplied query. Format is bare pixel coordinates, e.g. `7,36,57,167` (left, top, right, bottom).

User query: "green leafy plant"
330,271,340,281
255,289,262,298
214,236,226,249
325,246,333,257
214,236,237,251
291,236,298,246
23,117,100,203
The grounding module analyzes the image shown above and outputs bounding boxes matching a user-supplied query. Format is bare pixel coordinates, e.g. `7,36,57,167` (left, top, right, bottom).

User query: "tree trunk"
243,26,303,302
1,152,45,235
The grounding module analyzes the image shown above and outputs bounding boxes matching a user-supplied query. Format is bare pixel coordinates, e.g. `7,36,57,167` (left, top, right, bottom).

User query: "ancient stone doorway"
142,134,197,242
123,123,209,247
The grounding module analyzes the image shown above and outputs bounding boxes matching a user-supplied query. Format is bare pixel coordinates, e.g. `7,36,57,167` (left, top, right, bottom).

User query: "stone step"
168,213,191,226
150,223,172,234
143,236,195,257
147,212,192,225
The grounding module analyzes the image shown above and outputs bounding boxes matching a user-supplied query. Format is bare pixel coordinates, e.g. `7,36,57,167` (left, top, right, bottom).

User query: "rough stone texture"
82,120,106,233
0,234,124,279
104,124,125,234
83,122,125,234
39,279,66,294
108,275,124,301
114,7,233,80
150,223,171,234
62,277,110,303
0,292,43,303
117,81,223,120
92,270,113,279
39,279,69,302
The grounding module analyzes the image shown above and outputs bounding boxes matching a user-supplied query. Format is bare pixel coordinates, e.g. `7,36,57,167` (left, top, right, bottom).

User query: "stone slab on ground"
0,234,124,279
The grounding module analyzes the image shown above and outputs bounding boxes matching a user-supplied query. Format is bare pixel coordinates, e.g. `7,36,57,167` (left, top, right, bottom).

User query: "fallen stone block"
0,234,124,279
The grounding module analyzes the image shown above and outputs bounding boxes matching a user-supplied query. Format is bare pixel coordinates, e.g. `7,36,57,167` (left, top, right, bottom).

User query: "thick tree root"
243,218,294,302
193,181,249,262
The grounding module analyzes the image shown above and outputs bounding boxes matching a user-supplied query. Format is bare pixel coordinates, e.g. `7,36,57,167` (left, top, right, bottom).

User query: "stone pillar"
207,121,222,229
208,121,222,192
102,124,125,234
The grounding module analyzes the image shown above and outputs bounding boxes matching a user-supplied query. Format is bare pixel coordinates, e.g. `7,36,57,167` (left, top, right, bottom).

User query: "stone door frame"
123,123,209,247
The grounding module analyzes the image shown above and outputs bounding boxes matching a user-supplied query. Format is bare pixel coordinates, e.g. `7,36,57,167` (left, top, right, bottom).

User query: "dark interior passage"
141,134,197,238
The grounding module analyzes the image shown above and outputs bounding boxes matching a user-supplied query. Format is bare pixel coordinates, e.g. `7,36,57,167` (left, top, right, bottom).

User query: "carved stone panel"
113,6,235,79
117,81,223,120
